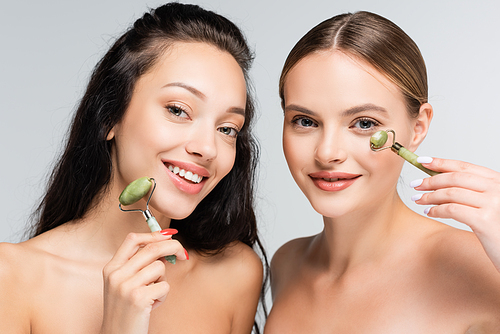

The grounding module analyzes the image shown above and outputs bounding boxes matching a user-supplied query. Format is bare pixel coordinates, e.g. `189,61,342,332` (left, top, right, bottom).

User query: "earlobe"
409,103,433,150
106,128,115,141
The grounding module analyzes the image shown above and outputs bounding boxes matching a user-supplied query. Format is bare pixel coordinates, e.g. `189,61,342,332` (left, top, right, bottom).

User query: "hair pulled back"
279,11,428,117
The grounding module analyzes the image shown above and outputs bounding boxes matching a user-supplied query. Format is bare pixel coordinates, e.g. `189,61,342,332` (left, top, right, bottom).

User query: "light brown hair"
279,11,427,118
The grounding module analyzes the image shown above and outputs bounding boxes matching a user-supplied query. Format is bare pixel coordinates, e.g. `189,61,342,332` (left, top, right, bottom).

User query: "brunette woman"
0,3,266,333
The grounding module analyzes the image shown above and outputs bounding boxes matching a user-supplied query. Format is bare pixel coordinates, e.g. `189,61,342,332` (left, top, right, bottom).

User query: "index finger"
110,229,178,266
419,157,498,178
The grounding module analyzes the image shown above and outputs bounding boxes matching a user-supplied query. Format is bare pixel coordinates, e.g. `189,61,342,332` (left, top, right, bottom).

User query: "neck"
66,179,172,259
314,191,412,275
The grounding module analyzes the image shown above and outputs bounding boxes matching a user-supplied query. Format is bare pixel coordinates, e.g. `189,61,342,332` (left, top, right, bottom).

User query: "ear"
106,127,115,141
408,103,433,151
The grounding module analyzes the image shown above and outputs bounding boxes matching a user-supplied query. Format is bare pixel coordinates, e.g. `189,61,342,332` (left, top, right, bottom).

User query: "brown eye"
166,105,188,118
218,126,238,138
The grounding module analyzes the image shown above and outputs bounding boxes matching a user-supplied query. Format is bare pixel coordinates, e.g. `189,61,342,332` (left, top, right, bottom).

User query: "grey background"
2,0,500,263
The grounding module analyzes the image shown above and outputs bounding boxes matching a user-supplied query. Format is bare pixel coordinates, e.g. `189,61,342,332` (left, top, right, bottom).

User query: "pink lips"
308,171,361,192
163,160,210,195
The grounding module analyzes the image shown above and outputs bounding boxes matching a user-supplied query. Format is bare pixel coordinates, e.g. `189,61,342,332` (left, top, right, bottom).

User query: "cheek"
216,143,237,178
361,147,404,187
283,132,308,174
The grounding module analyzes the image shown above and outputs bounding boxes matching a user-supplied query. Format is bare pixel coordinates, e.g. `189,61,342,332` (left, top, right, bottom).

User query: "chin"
308,196,357,219
169,210,195,220
150,198,199,221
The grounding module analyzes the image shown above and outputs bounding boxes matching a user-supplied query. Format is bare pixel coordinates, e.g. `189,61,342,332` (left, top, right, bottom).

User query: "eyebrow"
162,82,206,100
284,103,387,116
341,103,388,116
284,104,317,116
163,82,245,117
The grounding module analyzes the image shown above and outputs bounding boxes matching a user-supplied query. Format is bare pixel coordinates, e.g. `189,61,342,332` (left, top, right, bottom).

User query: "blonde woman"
266,11,500,333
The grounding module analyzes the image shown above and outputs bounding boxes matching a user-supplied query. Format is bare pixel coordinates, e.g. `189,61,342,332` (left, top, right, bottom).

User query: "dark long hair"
29,2,267,331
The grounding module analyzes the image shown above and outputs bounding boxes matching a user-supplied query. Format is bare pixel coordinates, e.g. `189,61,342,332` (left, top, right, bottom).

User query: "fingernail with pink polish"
409,179,423,188
424,207,431,215
411,193,423,201
184,249,190,260
417,156,433,164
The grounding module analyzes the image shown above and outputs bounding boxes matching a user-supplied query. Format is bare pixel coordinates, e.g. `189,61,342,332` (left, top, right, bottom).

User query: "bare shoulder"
426,225,500,325
0,232,71,295
0,240,41,283
201,241,263,288
0,241,40,333
270,235,315,297
193,241,264,332
428,226,500,281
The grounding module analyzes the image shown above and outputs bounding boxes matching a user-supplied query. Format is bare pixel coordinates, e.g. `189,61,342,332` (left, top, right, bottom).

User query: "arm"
100,230,188,334
410,157,500,272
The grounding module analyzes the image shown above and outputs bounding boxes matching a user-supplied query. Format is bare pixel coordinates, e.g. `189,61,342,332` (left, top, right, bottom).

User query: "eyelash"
166,104,240,138
218,126,239,138
165,104,189,119
291,116,317,128
352,117,381,131
291,115,381,133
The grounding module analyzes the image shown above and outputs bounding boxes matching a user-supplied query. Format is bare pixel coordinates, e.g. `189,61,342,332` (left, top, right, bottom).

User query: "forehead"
284,50,406,116
136,41,247,102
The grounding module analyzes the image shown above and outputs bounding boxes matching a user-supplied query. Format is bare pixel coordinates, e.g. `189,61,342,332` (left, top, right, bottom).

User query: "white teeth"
167,164,203,184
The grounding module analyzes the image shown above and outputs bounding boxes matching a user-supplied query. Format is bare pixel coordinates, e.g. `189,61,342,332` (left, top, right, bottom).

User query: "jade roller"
370,130,440,176
119,177,177,264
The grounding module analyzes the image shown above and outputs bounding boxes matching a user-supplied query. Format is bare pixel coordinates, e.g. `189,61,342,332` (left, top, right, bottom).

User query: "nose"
314,129,347,165
185,124,217,161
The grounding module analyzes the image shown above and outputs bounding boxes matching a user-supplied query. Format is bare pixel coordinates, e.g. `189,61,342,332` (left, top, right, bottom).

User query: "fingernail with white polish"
417,156,433,164
411,193,423,201
409,179,424,188
424,207,431,215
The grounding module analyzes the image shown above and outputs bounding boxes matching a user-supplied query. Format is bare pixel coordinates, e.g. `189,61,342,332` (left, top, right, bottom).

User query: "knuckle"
457,160,473,172
480,211,491,224
153,259,166,272
444,203,459,215
159,281,171,294
449,172,461,184
426,176,437,188
125,232,140,243
444,188,456,198
130,288,144,305
106,270,123,286
102,264,113,278
433,158,444,168
170,239,183,249
144,242,161,254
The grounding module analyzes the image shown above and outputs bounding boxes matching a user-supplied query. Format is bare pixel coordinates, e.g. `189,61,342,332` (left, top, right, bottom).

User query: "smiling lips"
167,165,204,184
164,161,210,195
308,171,361,191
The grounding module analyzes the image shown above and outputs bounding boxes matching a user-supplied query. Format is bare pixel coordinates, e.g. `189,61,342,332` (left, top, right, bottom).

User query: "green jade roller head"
119,177,177,264
370,130,440,176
